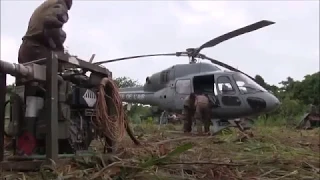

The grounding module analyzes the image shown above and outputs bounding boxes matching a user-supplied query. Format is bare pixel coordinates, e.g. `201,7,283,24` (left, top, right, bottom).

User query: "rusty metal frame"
56,51,110,75
0,72,6,162
0,52,114,170
45,52,59,160
0,52,112,171
0,52,59,170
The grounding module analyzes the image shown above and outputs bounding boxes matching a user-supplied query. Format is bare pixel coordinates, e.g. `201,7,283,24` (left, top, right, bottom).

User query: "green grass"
2,123,319,180
255,114,306,127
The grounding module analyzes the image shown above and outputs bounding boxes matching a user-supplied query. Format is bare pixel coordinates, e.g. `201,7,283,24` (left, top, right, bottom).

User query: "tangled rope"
93,77,126,143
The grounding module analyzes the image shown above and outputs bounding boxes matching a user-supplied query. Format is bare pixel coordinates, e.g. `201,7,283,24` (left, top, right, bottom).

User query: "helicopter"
94,20,281,133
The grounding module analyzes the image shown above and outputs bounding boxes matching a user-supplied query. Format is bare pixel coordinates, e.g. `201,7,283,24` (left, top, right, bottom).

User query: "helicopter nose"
265,92,280,113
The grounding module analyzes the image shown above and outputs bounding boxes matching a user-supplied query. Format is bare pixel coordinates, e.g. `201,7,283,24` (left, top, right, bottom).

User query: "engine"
1,53,137,161
6,70,104,155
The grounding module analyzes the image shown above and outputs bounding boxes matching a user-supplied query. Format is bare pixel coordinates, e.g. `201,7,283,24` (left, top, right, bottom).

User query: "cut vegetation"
2,124,319,180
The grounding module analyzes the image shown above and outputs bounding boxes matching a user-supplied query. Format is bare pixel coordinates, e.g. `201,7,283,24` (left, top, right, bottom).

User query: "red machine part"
17,131,36,155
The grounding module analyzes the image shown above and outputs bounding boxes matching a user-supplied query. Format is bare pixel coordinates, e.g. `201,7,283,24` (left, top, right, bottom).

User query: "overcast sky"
1,0,319,86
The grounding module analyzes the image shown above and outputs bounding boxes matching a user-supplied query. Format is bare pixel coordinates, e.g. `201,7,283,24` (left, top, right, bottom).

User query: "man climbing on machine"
18,0,72,63
16,0,72,156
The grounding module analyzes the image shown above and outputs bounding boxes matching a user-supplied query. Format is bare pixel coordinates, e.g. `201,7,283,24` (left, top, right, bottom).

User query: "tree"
279,76,295,90
126,104,152,123
253,72,319,121
114,76,141,88
6,84,14,94
113,76,149,123
254,75,268,89
292,72,319,105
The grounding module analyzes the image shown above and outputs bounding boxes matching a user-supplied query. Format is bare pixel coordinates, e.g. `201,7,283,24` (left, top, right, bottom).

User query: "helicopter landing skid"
210,118,254,135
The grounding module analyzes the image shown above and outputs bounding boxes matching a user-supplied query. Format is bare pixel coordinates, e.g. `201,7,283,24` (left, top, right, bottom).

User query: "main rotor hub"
186,48,196,54
188,56,197,64
186,48,198,64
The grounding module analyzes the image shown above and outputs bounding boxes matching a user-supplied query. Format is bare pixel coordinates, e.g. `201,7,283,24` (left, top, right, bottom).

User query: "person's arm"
43,4,68,28
55,29,66,50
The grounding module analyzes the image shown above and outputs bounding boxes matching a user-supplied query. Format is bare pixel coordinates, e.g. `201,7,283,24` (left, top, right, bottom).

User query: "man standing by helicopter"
182,93,196,133
15,0,72,156
193,93,211,135
182,92,212,135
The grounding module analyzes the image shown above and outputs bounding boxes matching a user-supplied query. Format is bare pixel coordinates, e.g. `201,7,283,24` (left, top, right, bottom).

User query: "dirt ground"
1,124,319,180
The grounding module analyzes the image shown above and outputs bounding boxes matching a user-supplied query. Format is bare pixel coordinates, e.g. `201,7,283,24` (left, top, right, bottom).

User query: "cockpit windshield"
232,73,267,94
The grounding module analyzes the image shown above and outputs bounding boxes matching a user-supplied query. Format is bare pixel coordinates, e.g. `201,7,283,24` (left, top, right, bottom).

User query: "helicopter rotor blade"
201,54,256,81
94,53,183,65
198,20,275,52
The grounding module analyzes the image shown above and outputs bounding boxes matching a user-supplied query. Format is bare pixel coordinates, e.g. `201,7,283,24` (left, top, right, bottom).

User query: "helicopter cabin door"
214,75,242,117
174,79,192,112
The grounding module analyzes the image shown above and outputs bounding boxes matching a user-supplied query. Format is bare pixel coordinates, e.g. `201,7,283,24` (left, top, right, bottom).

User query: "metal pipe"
0,73,6,162
0,60,32,77
0,60,64,82
45,52,59,161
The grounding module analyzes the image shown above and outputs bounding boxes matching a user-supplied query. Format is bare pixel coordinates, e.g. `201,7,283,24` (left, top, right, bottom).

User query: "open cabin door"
174,79,192,112
214,75,243,117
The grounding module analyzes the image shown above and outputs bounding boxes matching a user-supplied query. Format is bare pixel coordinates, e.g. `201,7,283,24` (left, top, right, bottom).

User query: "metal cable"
93,77,126,143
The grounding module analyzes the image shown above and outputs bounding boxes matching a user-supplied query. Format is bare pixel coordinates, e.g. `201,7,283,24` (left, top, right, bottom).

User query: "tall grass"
254,114,306,127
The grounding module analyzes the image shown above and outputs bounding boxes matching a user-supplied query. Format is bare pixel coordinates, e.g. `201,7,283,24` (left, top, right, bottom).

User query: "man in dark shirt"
18,0,72,64
181,93,196,133
15,0,72,156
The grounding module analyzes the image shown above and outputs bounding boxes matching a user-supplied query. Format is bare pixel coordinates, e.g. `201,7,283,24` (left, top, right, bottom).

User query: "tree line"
254,72,319,122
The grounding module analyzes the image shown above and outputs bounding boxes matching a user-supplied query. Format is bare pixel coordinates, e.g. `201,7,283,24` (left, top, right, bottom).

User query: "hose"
93,77,126,143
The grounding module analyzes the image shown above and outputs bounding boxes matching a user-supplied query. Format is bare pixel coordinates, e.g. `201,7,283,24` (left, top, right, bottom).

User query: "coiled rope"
93,77,126,143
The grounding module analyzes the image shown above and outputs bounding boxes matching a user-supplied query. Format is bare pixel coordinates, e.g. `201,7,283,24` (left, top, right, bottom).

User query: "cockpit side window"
175,79,191,94
232,74,267,94
216,76,241,107
216,76,236,95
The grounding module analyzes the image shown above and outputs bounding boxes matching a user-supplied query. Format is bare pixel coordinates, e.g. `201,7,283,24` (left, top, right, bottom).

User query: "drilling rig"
0,52,128,170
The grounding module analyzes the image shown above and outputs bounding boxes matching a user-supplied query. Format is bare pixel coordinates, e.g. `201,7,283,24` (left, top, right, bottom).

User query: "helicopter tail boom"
119,87,157,105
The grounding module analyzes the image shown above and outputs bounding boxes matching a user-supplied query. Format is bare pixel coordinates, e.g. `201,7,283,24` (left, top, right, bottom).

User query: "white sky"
1,0,319,85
